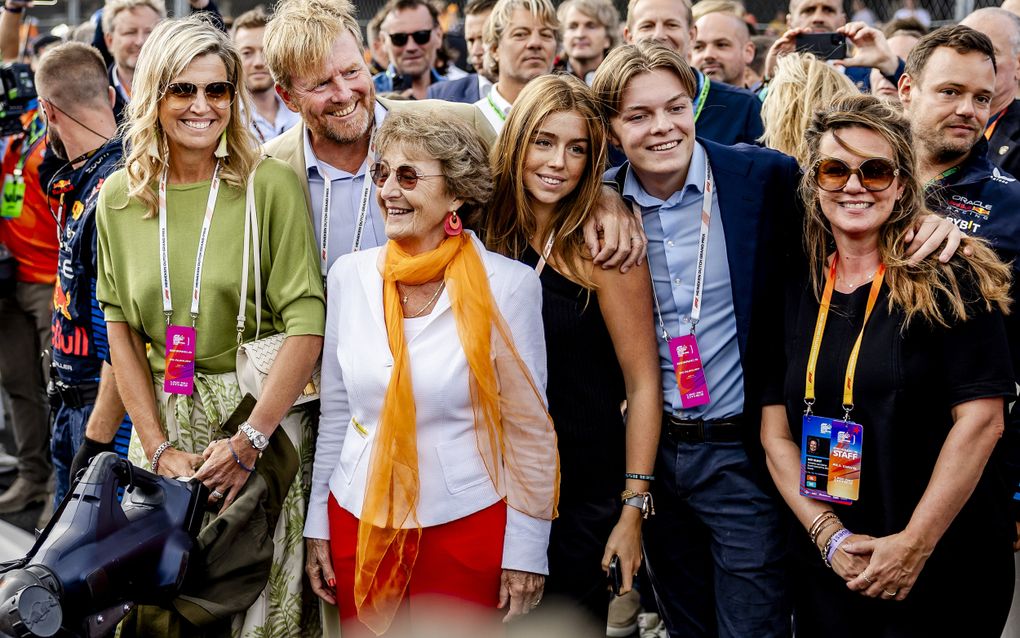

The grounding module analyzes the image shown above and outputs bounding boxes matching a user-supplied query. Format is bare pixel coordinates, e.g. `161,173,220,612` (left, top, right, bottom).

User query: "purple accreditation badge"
670,334,711,408
164,325,196,395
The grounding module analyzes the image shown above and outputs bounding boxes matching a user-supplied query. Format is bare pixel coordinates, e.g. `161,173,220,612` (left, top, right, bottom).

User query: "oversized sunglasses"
386,29,432,47
163,81,236,109
370,162,443,189
813,157,900,192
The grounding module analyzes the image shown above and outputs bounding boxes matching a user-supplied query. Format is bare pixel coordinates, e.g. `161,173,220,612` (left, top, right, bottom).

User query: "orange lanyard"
804,255,886,419
985,109,1006,140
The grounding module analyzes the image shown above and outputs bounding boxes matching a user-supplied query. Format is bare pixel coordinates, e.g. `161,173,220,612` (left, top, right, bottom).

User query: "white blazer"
304,233,552,575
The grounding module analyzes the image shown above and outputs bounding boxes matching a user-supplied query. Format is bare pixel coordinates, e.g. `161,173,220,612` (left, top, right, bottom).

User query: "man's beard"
319,98,373,145
46,129,67,161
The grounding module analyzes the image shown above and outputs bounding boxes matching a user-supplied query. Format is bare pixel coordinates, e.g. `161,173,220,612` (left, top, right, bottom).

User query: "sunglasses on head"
813,157,900,193
386,29,432,47
163,81,236,110
370,162,443,190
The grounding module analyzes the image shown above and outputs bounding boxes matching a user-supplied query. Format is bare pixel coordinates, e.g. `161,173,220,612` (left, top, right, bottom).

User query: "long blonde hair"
483,74,606,289
800,94,1011,327
760,53,857,164
122,15,260,216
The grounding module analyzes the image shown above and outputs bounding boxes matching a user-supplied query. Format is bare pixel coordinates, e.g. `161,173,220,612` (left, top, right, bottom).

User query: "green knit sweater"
96,158,324,374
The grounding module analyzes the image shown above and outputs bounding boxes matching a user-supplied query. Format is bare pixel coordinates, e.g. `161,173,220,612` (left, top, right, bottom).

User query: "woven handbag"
235,161,320,405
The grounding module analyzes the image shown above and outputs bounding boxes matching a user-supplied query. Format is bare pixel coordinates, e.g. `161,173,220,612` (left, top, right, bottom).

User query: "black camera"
0,63,37,138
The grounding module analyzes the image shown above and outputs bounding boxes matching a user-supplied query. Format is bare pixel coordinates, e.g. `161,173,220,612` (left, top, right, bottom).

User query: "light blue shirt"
250,94,301,144
304,101,389,273
621,142,745,419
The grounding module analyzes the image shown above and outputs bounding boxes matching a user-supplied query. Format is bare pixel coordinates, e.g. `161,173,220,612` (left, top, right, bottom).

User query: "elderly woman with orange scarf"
303,109,559,637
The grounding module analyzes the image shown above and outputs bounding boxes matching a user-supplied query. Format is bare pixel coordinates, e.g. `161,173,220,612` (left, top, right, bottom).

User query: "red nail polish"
328,578,335,588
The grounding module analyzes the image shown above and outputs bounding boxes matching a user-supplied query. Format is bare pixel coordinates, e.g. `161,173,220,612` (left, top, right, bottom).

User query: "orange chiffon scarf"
355,233,559,634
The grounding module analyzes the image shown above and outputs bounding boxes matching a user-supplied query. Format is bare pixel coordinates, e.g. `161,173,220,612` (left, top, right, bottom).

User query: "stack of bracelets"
808,510,852,568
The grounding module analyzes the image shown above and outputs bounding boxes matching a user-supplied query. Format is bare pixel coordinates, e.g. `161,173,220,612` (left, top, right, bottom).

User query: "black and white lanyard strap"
318,127,377,279
636,162,715,343
159,161,223,326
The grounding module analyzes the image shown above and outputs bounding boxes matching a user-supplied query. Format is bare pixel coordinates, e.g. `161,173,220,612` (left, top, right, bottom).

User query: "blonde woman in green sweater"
95,16,324,637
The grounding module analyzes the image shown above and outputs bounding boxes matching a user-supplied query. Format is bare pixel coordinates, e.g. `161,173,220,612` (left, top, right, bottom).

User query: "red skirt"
327,495,506,636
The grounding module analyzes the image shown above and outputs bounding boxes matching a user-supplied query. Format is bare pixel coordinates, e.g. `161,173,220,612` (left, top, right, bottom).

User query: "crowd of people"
1,0,1020,637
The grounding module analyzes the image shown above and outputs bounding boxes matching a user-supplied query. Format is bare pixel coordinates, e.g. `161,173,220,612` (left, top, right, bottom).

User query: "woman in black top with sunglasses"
760,95,1015,637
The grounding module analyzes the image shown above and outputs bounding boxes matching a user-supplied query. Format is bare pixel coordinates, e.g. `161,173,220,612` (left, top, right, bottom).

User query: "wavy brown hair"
800,94,1011,327
482,74,606,289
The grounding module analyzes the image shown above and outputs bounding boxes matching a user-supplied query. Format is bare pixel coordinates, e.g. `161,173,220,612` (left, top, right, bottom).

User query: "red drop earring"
444,211,462,236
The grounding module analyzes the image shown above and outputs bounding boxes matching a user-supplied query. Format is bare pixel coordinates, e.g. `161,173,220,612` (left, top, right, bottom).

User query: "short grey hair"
375,111,493,212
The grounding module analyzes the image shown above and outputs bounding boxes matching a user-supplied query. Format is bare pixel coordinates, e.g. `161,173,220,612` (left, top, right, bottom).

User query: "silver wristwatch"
239,422,269,451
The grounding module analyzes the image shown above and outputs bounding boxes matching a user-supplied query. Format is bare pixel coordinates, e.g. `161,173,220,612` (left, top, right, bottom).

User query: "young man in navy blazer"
594,41,796,638
592,41,961,638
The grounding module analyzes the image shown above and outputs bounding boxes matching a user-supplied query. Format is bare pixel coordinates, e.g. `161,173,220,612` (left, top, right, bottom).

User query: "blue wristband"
228,439,255,473
825,527,852,566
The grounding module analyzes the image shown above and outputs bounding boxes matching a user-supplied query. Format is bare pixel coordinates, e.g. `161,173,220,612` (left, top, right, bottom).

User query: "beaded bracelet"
228,439,255,473
624,472,655,481
151,441,172,474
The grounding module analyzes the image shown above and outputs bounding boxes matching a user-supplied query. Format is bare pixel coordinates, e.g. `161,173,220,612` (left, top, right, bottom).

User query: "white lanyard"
533,234,555,276
637,162,714,342
319,128,377,279
159,161,223,326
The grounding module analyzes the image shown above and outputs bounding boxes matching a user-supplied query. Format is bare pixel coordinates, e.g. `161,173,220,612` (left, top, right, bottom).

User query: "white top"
305,232,553,574
474,84,511,134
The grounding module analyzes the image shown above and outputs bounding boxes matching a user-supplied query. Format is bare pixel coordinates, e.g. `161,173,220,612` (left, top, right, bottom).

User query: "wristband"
228,439,255,473
824,527,852,567
624,472,654,481
4,6,23,13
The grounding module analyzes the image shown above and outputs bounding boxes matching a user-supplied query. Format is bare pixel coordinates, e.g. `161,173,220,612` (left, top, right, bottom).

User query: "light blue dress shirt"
621,142,745,419
250,94,302,144
304,101,390,274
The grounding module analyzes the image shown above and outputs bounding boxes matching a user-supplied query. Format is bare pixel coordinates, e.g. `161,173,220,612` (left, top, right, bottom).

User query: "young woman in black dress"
761,95,1015,637
478,74,662,630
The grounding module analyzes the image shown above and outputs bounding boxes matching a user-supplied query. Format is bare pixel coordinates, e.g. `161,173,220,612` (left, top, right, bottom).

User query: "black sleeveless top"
520,245,627,499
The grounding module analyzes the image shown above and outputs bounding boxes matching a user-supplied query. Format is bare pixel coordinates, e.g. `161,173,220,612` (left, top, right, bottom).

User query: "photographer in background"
0,0,58,515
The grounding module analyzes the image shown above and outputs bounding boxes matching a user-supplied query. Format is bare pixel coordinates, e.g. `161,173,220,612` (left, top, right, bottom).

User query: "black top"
773,266,1015,633
520,246,626,499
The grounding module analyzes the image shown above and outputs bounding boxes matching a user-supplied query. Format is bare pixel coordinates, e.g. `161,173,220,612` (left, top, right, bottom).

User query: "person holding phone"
766,0,904,95
480,74,661,630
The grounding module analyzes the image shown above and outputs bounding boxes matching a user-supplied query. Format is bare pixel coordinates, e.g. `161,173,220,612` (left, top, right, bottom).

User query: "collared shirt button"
674,278,682,287
667,240,675,247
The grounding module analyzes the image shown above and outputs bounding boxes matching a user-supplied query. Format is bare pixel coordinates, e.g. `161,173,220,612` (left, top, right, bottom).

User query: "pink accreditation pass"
164,325,196,395
669,334,711,408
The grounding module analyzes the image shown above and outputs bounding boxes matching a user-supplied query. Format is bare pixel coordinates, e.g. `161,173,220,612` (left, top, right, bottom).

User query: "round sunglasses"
813,157,900,192
163,81,236,110
370,162,444,190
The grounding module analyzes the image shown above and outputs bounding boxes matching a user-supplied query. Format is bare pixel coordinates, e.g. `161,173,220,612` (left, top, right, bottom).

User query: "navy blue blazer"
697,80,764,146
609,139,801,445
426,74,481,104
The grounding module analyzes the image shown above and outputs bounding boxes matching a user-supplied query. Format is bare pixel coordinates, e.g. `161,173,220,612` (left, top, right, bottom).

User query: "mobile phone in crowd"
795,32,848,60
608,554,623,597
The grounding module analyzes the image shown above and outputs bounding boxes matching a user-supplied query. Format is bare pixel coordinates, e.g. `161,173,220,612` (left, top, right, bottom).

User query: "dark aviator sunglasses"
813,157,900,193
386,29,432,47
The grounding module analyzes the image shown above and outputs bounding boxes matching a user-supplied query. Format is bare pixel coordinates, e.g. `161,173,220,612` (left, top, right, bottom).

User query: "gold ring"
863,574,874,584
883,589,898,597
